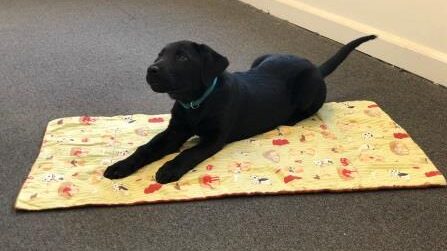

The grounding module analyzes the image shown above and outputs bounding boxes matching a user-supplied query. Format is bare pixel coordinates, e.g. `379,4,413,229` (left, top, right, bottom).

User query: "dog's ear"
197,43,229,86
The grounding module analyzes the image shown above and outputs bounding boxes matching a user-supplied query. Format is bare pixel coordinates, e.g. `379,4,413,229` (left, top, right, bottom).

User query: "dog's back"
227,56,320,141
226,35,377,142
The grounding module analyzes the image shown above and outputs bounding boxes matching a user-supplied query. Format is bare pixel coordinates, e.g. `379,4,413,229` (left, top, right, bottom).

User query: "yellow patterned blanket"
15,101,446,210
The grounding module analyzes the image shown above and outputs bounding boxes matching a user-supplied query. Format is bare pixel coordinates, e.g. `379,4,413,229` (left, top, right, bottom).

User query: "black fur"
104,35,376,183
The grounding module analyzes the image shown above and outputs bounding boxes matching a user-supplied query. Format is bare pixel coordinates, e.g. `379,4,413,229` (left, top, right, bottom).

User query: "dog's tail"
318,35,377,77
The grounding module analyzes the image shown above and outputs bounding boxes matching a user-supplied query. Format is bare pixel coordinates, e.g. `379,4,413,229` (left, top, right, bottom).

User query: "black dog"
104,35,376,183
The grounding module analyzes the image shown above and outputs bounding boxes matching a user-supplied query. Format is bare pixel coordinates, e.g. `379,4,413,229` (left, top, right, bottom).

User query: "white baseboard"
239,0,447,86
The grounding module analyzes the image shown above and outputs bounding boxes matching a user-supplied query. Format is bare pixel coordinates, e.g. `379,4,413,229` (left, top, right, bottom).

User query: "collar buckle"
190,102,199,109
178,77,218,110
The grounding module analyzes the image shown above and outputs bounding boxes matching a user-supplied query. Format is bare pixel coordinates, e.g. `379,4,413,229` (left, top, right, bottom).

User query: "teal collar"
178,77,218,109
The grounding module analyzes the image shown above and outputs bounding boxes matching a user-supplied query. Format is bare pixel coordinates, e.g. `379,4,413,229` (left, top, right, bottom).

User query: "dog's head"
146,41,229,100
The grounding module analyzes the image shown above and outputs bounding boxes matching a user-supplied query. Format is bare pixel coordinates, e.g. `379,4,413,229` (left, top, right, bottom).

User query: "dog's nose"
148,65,159,75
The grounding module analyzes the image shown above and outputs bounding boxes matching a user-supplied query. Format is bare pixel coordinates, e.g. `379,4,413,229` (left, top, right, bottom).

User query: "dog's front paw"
155,164,184,184
104,160,138,179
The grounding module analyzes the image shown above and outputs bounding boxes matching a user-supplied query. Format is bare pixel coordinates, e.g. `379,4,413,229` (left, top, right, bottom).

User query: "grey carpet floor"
1,0,446,250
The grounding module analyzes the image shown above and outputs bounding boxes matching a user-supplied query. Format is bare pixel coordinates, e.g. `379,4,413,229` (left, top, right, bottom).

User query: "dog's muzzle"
146,65,165,92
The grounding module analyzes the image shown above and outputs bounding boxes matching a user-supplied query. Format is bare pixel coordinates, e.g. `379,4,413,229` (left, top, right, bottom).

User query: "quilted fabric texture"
15,101,446,210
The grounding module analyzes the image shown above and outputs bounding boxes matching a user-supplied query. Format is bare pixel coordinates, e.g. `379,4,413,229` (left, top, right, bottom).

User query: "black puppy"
104,35,376,183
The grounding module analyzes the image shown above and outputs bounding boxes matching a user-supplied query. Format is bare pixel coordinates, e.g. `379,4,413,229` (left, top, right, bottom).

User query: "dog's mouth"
146,74,168,93
147,79,183,94
148,82,165,93
146,74,190,98
149,82,163,90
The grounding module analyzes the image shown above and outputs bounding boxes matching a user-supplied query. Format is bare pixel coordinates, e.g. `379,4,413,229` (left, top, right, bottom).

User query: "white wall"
240,0,447,86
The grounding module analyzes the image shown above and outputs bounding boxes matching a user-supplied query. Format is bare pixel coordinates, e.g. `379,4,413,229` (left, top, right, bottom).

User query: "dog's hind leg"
285,68,327,126
250,54,272,69
285,98,325,126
